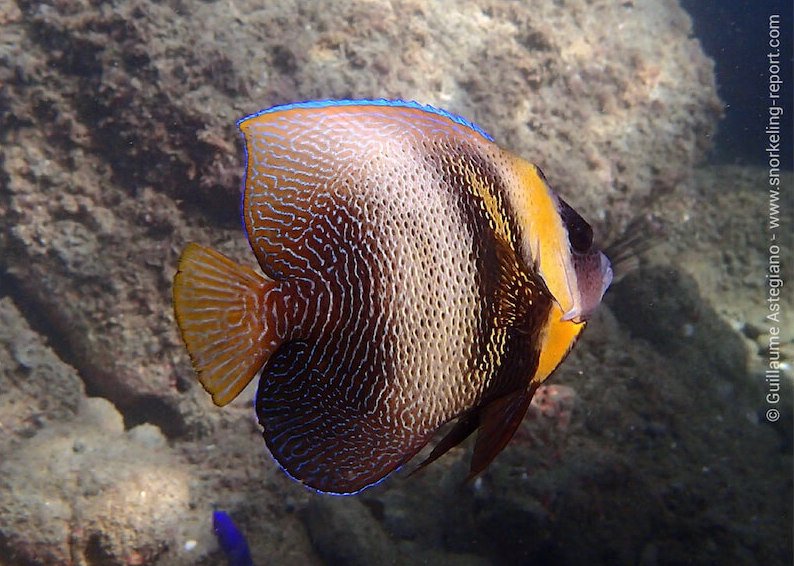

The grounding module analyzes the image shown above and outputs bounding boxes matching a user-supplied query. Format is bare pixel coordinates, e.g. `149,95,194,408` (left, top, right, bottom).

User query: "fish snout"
564,251,613,323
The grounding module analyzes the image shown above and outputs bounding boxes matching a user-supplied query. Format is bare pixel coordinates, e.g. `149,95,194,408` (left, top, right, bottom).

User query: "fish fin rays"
409,413,479,477
467,383,538,481
411,382,538,482
173,243,282,406
257,341,432,495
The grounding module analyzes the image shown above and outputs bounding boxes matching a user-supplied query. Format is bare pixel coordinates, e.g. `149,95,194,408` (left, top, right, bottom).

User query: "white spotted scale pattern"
239,104,525,494
173,101,611,494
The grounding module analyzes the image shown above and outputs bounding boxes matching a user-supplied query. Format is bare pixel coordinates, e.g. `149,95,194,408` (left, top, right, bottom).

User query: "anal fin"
173,243,283,406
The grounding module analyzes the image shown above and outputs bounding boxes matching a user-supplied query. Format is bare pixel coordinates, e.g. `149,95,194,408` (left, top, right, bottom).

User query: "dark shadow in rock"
606,265,746,381
119,394,187,439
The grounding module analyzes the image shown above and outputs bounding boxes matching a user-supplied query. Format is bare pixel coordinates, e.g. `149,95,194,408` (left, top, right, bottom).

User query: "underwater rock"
0,397,197,565
0,131,196,437
608,266,704,352
608,265,748,381
1,1,786,565
2,0,721,232
302,496,492,566
464,280,790,566
0,297,83,451
0,0,720,440
302,497,398,566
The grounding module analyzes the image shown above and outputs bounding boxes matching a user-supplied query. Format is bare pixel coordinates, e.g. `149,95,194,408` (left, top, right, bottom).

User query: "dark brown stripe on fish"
429,139,551,402
253,195,420,493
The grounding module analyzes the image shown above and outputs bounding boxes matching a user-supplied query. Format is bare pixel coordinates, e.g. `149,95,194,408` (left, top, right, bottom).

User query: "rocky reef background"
0,0,791,565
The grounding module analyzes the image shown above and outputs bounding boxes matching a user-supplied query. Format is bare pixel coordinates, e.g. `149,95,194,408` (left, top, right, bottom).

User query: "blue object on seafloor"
213,511,254,566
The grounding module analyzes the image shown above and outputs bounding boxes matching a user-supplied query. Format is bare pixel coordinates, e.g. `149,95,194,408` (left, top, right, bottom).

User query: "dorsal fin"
238,98,494,142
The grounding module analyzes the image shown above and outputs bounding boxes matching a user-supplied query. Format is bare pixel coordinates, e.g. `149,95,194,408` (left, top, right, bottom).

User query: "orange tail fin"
173,243,281,406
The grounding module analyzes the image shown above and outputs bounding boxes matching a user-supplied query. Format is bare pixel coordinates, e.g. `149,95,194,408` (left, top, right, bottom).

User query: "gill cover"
506,161,612,324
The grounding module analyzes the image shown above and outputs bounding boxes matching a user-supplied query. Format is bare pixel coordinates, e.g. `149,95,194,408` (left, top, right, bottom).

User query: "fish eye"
558,198,594,253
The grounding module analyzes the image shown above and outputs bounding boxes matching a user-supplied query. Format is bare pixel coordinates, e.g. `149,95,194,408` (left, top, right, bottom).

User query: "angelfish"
173,99,612,494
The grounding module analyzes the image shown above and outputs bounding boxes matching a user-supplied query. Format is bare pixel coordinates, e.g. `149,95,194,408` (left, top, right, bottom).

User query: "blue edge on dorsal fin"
236,98,495,273
236,98,495,142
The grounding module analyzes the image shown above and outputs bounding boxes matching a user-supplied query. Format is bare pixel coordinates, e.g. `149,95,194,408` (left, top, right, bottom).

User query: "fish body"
213,511,253,566
173,99,612,494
